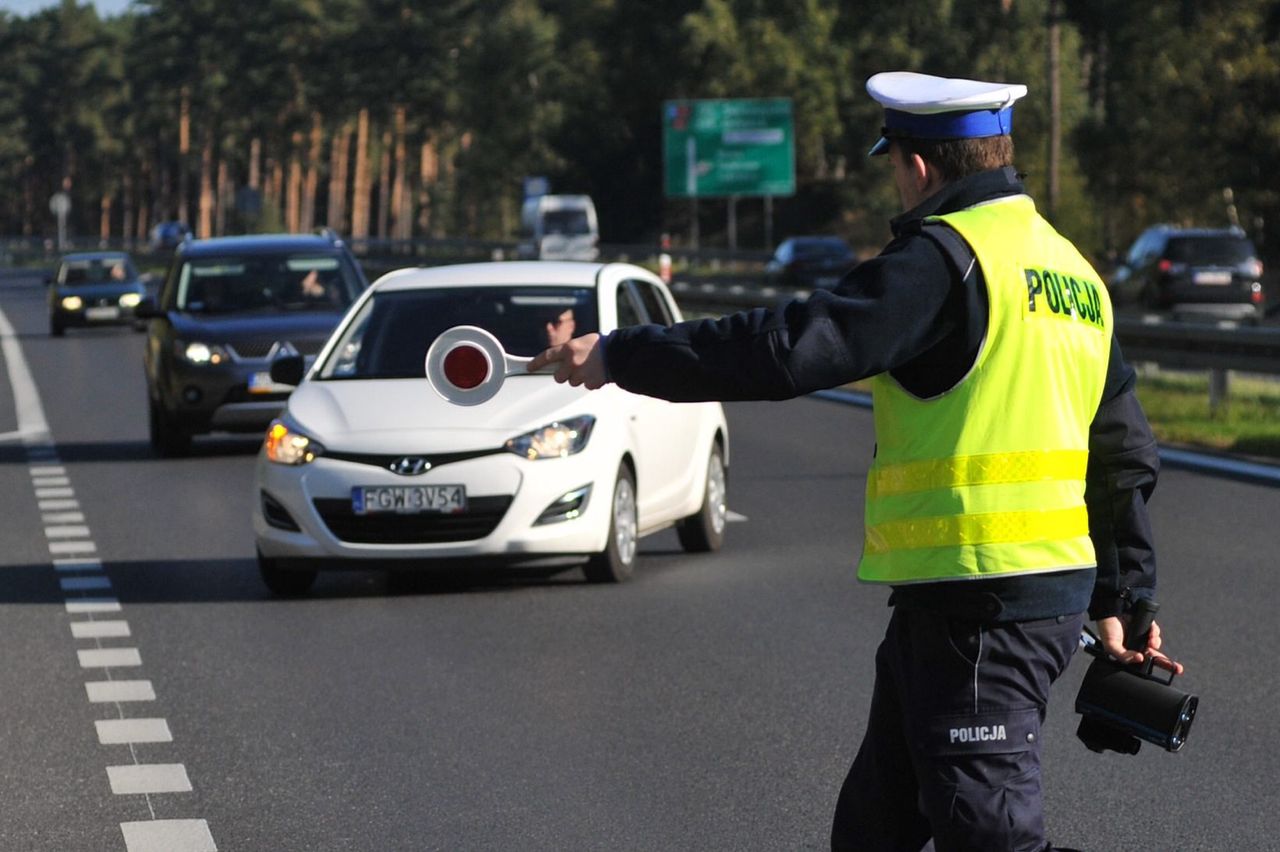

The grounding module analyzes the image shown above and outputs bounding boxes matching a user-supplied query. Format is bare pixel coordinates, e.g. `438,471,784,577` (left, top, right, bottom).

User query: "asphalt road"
0,270,1276,851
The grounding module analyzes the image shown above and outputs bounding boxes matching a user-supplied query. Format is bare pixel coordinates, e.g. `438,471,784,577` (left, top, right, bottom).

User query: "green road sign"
663,98,795,198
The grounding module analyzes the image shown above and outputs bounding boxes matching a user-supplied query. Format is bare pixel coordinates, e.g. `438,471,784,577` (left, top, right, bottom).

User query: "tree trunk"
1046,0,1061,222
121,173,134,246
302,113,322,232
198,133,214,238
178,87,191,225
351,108,372,239
100,193,112,242
377,129,392,239
249,137,262,190
270,158,285,226
215,156,229,236
419,139,438,237
329,121,353,233
286,131,304,232
391,106,409,240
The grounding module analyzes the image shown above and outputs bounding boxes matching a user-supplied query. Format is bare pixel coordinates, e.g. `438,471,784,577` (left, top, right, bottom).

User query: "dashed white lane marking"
86,680,156,703
60,575,112,592
43,511,86,524
107,764,193,795
78,648,143,668
66,597,122,614
96,719,173,745
4,304,215,849
45,524,92,538
71,620,131,639
120,820,216,852
49,539,97,555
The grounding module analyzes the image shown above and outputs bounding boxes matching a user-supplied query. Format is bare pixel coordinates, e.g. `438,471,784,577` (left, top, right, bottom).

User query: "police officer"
530,71,1177,851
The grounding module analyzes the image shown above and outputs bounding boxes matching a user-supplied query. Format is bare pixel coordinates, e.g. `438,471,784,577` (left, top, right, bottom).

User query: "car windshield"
60,256,138,286
542,210,591,236
1165,236,1255,266
173,254,360,314
792,239,851,259
318,286,599,380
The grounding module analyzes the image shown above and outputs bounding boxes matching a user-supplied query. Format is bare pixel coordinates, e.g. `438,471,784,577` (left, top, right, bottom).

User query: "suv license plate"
1193,271,1232,285
85,306,120,320
353,485,467,515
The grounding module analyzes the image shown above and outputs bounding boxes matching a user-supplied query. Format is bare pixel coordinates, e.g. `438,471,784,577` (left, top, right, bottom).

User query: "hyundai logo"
389,457,431,476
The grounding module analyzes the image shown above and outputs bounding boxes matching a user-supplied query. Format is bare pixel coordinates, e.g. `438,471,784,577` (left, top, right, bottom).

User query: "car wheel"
148,396,191,457
258,549,317,597
676,443,727,553
583,464,638,583
50,317,64,337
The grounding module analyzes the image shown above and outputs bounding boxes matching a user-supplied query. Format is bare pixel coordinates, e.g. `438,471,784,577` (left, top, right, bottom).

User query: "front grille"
313,496,513,544
228,339,326,360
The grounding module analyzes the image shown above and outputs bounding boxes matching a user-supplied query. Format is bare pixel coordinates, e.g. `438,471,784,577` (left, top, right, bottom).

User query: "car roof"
177,233,345,258
60,251,133,263
370,261,617,293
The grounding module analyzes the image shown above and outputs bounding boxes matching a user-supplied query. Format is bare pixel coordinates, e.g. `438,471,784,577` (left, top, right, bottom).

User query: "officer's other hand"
1095,615,1184,675
527,333,606,389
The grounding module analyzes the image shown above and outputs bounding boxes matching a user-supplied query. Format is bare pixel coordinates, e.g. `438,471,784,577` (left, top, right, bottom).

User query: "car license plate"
1194,271,1232,285
352,485,467,515
248,371,291,394
85,306,120,320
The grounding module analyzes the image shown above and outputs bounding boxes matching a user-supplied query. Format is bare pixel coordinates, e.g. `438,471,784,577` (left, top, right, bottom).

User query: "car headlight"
505,415,595,460
61,295,83,310
264,419,324,465
175,340,230,365
119,292,142,308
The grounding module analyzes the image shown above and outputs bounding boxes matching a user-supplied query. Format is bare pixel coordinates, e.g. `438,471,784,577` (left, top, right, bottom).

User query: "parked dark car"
764,236,858,289
1109,225,1265,322
47,251,148,336
136,231,368,456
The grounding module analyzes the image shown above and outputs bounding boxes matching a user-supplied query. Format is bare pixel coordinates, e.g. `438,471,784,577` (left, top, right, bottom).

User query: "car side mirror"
269,354,305,387
133,296,164,319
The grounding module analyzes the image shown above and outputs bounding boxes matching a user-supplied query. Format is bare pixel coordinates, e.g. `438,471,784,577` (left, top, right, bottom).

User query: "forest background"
1,0,1277,269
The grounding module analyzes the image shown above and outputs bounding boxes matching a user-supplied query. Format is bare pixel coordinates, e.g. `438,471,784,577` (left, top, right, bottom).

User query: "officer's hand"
1095,615,1184,674
528,333,607,389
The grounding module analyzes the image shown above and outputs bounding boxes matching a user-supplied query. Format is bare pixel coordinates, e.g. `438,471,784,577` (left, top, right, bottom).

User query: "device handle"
1124,597,1160,651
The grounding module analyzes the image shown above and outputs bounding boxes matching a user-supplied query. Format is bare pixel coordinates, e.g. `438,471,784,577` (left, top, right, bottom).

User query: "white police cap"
866,71,1028,156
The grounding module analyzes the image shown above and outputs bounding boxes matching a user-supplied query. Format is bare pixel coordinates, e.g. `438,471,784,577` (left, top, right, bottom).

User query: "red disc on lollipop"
442,344,489,389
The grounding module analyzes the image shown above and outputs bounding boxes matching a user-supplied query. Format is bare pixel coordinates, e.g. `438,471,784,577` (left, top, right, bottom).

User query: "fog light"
534,484,592,526
182,386,202,403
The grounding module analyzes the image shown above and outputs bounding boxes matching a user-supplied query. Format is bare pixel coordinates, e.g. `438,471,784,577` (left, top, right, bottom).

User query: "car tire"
50,317,64,337
258,549,317,597
583,464,638,583
676,443,727,553
148,396,191,457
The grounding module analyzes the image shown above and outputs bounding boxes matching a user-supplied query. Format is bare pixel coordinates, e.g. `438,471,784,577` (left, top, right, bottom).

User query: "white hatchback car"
252,261,729,595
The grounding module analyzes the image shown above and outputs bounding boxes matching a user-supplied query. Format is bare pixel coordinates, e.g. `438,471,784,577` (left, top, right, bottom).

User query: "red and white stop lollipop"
425,325,553,406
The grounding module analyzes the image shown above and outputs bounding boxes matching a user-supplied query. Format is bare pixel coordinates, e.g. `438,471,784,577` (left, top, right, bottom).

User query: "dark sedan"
764,237,858,290
48,251,148,336
137,232,368,456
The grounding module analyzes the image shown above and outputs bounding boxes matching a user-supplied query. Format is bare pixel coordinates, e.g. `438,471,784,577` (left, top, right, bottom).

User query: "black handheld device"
1074,598,1198,754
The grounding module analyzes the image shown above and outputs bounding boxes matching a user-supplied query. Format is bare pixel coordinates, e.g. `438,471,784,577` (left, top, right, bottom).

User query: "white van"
518,194,599,261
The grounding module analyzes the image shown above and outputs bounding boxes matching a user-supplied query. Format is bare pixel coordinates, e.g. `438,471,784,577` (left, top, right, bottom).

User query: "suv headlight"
119,292,142,308
61,295,83,310
505,415,595,460
264,419,324,465
175,340,230,365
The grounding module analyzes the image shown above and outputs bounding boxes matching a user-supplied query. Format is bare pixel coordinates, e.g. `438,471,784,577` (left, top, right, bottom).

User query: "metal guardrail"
666,277,1280,410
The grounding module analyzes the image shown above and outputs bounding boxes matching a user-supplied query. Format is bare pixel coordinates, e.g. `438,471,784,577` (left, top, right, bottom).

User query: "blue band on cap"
883,106,1014,140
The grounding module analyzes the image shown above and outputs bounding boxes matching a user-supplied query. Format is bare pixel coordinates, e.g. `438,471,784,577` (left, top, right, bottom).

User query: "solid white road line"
86,680,156,703
120,819,217,852
70,620,130,639
66,598,122,613
78,648,142,668
0,302,50,440
96,719,173,745
106,764,192,795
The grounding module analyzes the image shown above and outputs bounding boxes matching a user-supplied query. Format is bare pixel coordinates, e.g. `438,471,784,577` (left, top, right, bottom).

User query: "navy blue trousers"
831,607,1083,852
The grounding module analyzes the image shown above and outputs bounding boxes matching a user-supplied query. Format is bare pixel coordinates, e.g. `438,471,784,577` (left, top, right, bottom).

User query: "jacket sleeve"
602,235,958,402
1085,333,1161,620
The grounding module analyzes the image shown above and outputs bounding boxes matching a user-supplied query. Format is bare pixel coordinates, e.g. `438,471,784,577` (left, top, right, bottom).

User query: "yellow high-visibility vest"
858,195,1113,584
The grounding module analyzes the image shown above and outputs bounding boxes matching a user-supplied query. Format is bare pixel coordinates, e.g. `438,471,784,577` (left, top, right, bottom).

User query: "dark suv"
137,231,368,455
1110,225,1265,322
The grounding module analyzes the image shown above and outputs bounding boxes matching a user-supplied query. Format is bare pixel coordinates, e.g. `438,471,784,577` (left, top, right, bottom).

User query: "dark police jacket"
602,167,1159,623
